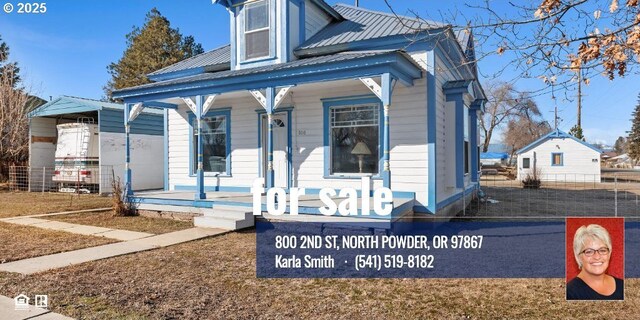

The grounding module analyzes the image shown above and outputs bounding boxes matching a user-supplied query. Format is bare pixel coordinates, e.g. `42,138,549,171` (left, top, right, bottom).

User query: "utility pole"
355,0,359,6
577,70,582,128
554,105,558,130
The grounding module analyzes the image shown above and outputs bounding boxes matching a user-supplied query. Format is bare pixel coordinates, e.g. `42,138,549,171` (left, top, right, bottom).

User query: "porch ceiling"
112,50,423,104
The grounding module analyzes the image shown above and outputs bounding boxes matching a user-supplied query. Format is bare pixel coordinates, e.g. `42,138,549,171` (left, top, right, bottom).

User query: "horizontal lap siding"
518,138,601,182
167,96,259,189
305,0,331,39
99,109,164,136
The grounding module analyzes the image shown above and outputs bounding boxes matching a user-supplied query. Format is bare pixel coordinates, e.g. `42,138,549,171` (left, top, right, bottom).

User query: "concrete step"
194,216,254,230
205,205,253,220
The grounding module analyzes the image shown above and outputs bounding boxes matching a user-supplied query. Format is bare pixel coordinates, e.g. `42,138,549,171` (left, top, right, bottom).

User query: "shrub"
111,172,137,216
522,167,542,189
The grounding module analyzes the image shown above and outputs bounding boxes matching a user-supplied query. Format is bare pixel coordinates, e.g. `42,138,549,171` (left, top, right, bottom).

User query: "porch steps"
194,205,254,230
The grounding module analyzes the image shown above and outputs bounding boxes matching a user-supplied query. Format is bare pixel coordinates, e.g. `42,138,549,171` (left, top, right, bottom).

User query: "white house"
111,1,486,229
516,129,602,182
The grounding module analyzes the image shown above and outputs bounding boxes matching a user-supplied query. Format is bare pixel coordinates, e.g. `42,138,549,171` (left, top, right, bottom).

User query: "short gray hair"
573,224,612,269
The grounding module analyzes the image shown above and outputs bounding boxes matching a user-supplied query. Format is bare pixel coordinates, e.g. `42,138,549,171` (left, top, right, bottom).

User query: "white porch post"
381,73,392,189
124,103,133,196
195,95,206,199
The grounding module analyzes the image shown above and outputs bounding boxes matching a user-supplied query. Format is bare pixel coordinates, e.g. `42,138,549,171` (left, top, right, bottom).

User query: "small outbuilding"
515,129,602,182
27,96,165,193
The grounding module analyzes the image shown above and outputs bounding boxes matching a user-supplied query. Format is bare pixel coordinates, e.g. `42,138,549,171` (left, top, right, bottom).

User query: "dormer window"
244,0,270,60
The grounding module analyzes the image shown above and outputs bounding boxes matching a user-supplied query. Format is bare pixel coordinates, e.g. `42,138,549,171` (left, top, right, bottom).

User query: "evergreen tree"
568,125,585,141
628,93,640,164
0,34,21,86
104,8,203,100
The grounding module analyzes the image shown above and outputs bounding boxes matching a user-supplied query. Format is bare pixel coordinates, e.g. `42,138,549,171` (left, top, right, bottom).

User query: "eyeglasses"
580,247,610,257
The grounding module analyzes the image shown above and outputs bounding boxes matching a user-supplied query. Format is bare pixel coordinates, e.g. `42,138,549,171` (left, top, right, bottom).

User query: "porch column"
195,95,206,199
470,101,483,183
381,73,392,189
265,87,276,189
124,103,133,196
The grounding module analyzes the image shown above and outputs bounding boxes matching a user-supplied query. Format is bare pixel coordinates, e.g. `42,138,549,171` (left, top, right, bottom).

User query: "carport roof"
515,129,603,154
28,96,162,118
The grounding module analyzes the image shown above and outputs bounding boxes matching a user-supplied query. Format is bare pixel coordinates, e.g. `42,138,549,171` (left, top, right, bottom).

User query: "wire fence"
469,172,640,218
8,165,115,194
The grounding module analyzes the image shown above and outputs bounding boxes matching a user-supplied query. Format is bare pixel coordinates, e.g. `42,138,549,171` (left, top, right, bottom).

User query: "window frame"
522,157,531,169
188,108,232,177
551,152,563,166
322,96,384,179
239,0,275,64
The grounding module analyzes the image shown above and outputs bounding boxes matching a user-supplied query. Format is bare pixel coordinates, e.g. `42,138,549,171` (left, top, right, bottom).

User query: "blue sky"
1,0,637,145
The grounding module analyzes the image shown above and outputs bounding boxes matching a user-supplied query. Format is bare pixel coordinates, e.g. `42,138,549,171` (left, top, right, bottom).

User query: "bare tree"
503,116,552,159
0,65,29,180
480,81,544,152
384,0,640,92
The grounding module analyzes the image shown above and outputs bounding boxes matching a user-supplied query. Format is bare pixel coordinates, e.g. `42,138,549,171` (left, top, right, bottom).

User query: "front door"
262,113,289,188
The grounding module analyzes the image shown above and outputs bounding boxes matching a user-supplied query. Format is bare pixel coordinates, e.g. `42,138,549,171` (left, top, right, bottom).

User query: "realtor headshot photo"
565,218,624,300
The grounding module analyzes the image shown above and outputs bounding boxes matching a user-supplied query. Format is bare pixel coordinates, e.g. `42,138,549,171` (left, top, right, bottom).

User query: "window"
244,0,270,60
192,113,230,174
523,157,530,169
329,104,380,174
552,153,563,166
464,141,470,174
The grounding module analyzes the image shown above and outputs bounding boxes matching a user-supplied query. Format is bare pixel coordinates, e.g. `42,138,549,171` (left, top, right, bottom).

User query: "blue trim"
551,152,564,166
148,67,206,82
282,0,289,63
516,129,603,154
194,96,206,200
381,72,392,189
163,109,169,191
230,7,237,70
256,107,293,189
141,101,178,109
114,52,422,101
299,0,305,44
436,184,477,210
174,185,251,192
469,109,479,182
322,95,384,178
426,50,437,214
187,108,232,178
444,80,472,189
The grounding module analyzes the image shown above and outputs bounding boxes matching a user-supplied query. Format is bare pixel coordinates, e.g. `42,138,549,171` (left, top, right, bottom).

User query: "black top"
566,276,624,300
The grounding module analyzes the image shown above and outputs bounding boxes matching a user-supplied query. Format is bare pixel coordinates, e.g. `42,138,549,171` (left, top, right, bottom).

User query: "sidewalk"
0,227,226,275
0,295,74,320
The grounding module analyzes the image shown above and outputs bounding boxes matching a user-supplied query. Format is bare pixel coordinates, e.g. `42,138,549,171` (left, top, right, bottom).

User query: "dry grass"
0,191,111,218
0,222,116,263
0,230,638,319
47,211,193,234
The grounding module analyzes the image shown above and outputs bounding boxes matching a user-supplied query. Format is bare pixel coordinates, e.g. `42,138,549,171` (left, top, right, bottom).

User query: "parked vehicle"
52,120,100,193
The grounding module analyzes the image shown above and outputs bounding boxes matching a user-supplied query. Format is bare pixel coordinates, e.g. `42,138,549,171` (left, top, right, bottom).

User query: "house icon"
14,293,29,310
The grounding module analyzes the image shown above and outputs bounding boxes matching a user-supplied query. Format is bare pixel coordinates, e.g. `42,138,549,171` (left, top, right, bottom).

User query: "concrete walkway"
0,227,226,275
0,294,74,320
0,216,154,241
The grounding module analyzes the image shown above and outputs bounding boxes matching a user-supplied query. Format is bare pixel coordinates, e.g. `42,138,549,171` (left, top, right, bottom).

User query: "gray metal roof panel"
115,50,417,95
148,45,231,77
297,4,445,52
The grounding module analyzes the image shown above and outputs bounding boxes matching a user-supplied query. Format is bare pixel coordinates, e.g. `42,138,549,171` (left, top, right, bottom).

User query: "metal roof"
114,50,421,96
148,45,231,78
296,4,446,55
516,129,603,154
28,96,162,118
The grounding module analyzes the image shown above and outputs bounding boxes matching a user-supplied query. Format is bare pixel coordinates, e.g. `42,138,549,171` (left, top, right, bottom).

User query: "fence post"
42,167,45,193
614,174,618,217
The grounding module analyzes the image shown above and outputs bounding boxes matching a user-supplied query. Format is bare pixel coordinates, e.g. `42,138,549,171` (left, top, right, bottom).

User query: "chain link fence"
8,165,115,194
469,171,640,218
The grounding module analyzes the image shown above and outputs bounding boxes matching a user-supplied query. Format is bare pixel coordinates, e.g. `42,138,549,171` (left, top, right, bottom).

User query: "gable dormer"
214,0,342,70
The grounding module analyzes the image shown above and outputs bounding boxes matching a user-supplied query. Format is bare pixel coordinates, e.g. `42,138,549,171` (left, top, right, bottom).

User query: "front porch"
133,190,415,222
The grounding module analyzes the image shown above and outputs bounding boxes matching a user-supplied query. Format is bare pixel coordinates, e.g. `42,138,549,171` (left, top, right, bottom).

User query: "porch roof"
112,50,423,103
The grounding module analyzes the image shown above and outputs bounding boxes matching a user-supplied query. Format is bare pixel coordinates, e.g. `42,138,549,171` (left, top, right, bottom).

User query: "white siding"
305,0,331,40
29,117,57,169
166,78,430,206
517,137,601,182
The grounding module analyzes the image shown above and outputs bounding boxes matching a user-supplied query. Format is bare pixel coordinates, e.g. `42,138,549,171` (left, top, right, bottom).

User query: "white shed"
516,129,602,182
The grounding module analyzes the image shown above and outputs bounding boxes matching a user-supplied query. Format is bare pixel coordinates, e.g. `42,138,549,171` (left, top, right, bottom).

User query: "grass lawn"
0,230,637,319
0,191,111,218
47,211,193,234
0,222,117,263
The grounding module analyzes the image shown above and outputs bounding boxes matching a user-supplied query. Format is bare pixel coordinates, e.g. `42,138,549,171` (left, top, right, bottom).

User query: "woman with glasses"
567,224,624,300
